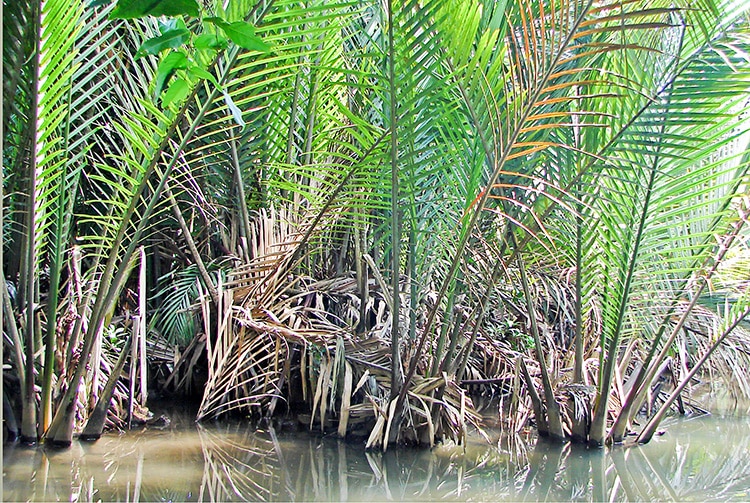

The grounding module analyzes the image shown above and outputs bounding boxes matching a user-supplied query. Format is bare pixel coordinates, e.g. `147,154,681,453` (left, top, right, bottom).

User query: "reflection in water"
3,415,750,501
515,416,750,502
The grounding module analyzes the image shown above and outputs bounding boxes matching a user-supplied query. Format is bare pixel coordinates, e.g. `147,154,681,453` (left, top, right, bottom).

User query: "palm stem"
41,70,76,434
231,131,253,262
165,181,219,304
386,0,403,445
588,143,660,446
516,239,564,439
21,0,42,444
3,278,26,393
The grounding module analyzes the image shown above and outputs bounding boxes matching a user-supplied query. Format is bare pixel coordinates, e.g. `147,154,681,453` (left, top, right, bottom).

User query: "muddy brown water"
3,404,750,502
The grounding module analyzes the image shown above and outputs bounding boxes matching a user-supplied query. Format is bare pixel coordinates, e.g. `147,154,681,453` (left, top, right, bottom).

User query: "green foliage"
152,263,226,345
136,28,191,57
162,77,190,107
107,0,269,109
205,18,270,52
4,0,749,447
194,33,228,51
155,51,188,97
110,0,200,19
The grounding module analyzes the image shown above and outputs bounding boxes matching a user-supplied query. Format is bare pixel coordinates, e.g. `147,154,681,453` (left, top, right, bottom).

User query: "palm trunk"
517,248,564,440
20,0,41,443
3,279,26,395
430,283,458,377
407,224,417,343
355,222,369,335
138,246,148,406
589,110,668,445
41,75,77,434
80,335,132,441
386,0,403,446
520,357,548,435
570,189,588,442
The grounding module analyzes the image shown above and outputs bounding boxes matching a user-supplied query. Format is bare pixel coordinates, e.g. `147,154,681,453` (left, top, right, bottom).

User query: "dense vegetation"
3,0,750,450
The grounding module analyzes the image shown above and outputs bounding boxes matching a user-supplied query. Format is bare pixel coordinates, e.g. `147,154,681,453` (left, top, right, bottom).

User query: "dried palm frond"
197,241,492,447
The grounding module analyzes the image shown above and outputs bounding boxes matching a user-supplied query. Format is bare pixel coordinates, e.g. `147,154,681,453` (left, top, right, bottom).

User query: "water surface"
4,410,750,501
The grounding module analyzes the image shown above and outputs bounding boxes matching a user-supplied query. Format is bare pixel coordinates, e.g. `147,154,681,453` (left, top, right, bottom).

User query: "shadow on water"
3,414,750,501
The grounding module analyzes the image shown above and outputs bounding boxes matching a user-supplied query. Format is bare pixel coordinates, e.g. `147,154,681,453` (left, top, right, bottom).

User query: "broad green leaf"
188,64,219,87
194,33,228,51
162,78,190,108
136,28,191,58
206,18,270,52
110,0,200,19
155,51,187,97
158,17,187,34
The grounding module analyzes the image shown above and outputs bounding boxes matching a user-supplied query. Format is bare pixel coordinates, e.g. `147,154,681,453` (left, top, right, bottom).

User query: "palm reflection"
3,416,749,501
